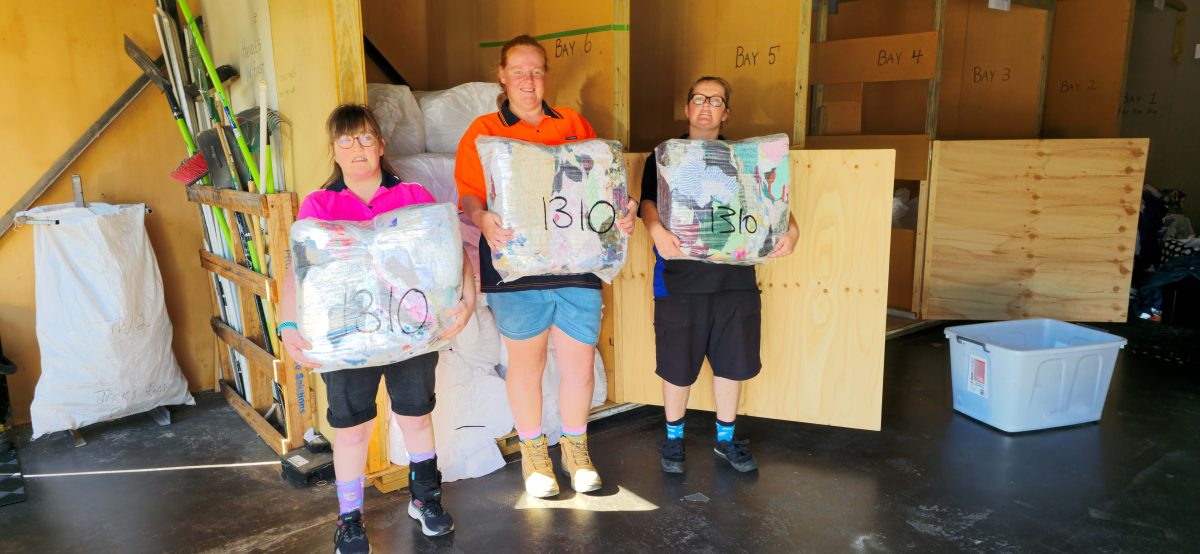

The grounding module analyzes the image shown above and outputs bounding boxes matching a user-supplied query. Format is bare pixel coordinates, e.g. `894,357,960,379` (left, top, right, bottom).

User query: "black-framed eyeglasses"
334,133,377,149
689,94,726,108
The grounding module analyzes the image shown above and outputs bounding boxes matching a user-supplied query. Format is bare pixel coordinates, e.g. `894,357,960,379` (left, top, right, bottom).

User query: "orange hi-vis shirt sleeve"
455,101,597,208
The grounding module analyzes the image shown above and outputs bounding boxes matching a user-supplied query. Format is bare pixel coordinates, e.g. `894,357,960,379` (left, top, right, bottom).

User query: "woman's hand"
281,328,321,368
616,198,638,237
650,225,684,258
768,219,800,258
476,210,514,251
439,294,476,340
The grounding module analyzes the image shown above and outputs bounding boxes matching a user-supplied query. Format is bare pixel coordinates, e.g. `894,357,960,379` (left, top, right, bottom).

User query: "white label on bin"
287,454,309,467
967,355,988,398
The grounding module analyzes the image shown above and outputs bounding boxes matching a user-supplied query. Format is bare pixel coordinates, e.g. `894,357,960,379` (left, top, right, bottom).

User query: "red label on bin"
967,355,988,398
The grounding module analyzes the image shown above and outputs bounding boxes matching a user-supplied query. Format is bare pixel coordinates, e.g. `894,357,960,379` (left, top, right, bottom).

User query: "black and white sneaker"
333,509,370,554
408,497,454,537
658,437,685,474
408,458,455,537
714,439,758,472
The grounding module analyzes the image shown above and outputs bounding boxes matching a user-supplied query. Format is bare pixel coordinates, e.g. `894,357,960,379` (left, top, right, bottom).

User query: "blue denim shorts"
487,287,602,345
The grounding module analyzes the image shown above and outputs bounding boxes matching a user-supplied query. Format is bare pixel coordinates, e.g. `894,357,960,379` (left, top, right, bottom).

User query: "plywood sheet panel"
804,134,931,180
1042,0,1134,138
922,139,1146,322
937,0,1048,139
630,0,807,151
615,150,893,430
362,0,429,88
860,80,931,135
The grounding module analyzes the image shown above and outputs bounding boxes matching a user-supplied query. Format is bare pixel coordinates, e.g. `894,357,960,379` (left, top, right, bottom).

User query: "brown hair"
686,75,732,108
496,35,549,109
321,103,398,189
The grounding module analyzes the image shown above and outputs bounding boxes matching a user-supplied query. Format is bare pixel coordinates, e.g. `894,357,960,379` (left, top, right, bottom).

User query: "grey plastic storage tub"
944,319,1126,433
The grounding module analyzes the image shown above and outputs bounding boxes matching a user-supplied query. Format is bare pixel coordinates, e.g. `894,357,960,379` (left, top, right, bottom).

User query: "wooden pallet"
187,186,311,456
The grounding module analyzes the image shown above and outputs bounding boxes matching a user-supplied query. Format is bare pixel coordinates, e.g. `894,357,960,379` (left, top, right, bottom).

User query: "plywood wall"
630,0,808,151
922,139,1146,322
614,150,894,431
821,0,936,136
362,0,430,89
421,0,628,142
0,2,215,424
936,0,1049,139
1042,0,1135,138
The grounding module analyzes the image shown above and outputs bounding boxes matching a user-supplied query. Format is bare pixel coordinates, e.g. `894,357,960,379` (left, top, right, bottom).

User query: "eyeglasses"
689,94,726,108
334,133,377,149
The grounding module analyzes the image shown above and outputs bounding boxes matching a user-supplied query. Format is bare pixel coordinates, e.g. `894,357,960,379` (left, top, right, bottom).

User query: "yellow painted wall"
0,1,214,424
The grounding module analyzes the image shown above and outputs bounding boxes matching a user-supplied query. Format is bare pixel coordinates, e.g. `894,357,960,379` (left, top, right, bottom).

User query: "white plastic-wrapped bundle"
367,83,425,157
418,82,502,153
476,136,629,283
388,152,458,205
655,133,792,264
290,203,463,372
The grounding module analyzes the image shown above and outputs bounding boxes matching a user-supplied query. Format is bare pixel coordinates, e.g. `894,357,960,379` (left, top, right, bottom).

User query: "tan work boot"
519,435,559,498
559,433,602,493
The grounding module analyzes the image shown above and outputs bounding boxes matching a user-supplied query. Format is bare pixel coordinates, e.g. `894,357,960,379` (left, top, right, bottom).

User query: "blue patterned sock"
716,419,735,443
336,475,365,515
666,417,685,440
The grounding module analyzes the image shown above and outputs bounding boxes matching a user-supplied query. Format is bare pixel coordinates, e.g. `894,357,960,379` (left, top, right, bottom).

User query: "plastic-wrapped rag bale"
655,133,791,264
366,83,425,157
418,82,502,153
290,203,463,371
476,136,629,282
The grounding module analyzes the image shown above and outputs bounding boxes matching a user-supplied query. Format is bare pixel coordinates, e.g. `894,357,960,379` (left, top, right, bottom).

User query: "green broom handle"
177,0,261,187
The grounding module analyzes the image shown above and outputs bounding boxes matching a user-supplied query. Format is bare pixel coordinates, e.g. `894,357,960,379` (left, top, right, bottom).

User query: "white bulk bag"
388,152,458,205
419,82,502,153
367,83,426,157
21,203,193,439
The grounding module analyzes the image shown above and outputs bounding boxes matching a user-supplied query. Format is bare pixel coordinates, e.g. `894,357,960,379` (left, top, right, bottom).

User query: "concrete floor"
2,322,1198,553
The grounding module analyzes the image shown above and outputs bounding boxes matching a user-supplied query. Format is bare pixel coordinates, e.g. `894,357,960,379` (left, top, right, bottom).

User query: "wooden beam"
222,382,288,455
199,249,276,301
793,0,814,146
186,185,269,217
1034,3,1056,137
210,317,276,385
810,32,939,84
1,74,151,237
264,193,309,449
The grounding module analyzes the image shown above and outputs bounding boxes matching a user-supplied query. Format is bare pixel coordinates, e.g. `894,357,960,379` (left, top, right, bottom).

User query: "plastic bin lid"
945,319,1126,352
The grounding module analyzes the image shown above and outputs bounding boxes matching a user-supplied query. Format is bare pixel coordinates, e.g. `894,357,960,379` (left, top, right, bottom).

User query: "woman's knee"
335,421,373,446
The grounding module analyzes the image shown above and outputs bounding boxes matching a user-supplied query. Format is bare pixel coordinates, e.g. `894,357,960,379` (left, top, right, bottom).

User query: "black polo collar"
682,133,727,140
325,172,402,192
499,99,563,127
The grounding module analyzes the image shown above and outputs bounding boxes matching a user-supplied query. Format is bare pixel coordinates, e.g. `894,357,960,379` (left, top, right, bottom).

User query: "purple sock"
335,475,365,515
409,449,436,463
562,424,587,437
518,427,543,441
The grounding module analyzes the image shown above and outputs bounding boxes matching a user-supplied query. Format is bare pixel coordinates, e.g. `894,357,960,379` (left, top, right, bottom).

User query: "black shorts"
653,290,762,387
320,352,439,428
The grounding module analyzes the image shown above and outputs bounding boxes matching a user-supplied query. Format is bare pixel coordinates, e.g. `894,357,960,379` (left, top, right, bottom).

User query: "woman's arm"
279,252,321,368
439,247,477,340
639,199,684,257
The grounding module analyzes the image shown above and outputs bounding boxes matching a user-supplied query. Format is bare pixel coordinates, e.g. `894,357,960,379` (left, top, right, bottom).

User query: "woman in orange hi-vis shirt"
455,34,636,500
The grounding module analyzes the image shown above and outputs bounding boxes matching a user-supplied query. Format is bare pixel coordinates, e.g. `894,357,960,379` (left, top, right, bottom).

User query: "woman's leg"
550,326,595,431
504,330,551,437
393,413,435,456
333,420,375,482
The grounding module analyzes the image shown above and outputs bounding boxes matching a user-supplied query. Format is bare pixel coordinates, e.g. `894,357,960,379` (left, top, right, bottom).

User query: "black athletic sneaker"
333,509,370,554
408,458,455,537
658,437,685,474
714,439,758,472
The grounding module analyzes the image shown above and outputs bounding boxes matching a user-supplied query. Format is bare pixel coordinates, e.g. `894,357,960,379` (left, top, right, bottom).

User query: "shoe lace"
416,497,446,517
528,442,555,473
564,438,593,467
722,438,752,461
338,514,366,542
